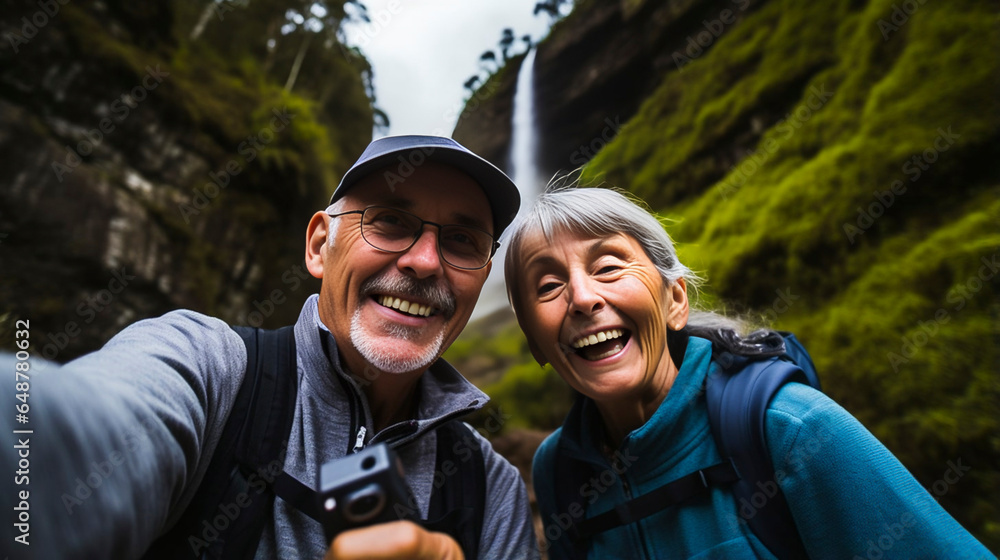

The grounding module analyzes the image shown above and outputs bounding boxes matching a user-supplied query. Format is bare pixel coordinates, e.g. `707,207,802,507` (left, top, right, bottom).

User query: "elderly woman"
503,187,991,559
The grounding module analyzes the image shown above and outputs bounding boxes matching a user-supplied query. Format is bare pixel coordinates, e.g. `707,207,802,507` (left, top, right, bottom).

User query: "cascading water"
509,48,540,196
471,48,541,320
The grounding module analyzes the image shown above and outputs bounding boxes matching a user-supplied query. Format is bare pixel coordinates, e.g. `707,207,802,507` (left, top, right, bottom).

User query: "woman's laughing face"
515,228,688,404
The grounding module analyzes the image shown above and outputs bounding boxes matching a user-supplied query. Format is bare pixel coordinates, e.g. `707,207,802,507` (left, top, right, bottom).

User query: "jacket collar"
557,336,715,474
295,294,488,447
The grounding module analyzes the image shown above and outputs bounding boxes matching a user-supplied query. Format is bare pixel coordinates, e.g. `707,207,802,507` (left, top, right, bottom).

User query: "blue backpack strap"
706,352,810,559
424,420,485,560
143,325,298,560
776,332,820,390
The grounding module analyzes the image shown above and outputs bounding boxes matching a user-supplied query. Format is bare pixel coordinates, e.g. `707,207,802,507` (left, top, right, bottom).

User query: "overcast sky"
342,0,556,138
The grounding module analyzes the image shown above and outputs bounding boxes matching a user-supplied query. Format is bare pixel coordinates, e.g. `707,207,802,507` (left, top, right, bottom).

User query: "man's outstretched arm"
1,311,246,559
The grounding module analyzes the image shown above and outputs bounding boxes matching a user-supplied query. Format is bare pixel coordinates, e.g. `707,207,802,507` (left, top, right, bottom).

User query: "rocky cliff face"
452,53,525,174
454,0,765,179
0,1,372,361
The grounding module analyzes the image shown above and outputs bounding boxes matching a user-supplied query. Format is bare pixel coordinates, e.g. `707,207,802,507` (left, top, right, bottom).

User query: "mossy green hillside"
581,0,999,546
777,193,1000,545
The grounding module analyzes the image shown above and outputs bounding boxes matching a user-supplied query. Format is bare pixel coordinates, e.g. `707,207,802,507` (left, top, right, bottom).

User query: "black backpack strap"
548,433,592,559
424,420,485,560
553,440,738,554
231,326,298,469
576,461,740,535
574,460,740,536
272,471,322,522
706,354,810,559
143,325,298,560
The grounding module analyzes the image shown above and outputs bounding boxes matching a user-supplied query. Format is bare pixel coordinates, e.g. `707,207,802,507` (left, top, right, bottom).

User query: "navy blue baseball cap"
330,135,521,238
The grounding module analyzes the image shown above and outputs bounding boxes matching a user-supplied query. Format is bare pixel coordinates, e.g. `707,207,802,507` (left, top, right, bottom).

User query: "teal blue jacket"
533,336,994,559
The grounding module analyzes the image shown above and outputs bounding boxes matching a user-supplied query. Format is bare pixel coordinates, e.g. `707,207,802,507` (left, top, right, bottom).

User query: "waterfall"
509,48,540,195
471,48,540,321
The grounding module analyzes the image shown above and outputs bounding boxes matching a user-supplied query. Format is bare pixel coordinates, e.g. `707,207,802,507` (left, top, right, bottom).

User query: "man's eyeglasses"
327,206,499,270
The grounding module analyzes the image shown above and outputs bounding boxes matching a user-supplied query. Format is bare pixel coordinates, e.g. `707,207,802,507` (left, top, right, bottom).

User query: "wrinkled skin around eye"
541,259,668,396
633,263,668,390
512,230,687,413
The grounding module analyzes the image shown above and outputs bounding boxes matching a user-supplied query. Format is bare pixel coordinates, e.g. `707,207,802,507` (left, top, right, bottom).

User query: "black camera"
317,443,415,544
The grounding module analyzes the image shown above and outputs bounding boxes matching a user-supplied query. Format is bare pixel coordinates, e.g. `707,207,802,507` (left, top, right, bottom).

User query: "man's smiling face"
316,162,493,377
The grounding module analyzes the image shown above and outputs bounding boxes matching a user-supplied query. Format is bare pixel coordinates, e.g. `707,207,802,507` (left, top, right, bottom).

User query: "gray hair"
504,186,699,291
325,199,346,248
503,186,783,356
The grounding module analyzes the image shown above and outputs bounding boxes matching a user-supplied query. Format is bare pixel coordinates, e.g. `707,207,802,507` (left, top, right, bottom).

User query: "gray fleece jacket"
1,295,538,559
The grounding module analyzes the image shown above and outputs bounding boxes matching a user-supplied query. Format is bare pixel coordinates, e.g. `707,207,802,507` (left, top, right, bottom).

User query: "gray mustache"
360,273,457,318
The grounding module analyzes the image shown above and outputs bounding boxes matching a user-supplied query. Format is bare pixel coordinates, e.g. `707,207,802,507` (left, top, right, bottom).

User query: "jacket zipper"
352,425,367,454
333,370,367,455
321,330,369,455
621,475,652,559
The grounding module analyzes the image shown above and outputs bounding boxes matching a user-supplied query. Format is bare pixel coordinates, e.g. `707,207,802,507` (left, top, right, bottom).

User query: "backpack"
552,332,820,559
144,326,485,559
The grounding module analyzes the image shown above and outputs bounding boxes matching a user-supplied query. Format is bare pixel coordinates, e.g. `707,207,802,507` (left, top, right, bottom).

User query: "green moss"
572,0,1000,547
60,5,154,75
472,362,575,434
457,51,526,119
62,5,369,203
773,195,1000,546
444,323,525,365
444,318,575,434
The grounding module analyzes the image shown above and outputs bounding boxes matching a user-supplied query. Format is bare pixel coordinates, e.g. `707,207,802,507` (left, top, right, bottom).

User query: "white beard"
349,307,446,374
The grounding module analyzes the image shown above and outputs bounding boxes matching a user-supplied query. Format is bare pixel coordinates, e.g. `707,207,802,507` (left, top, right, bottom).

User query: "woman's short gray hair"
503,186,700,304
504,186,782,355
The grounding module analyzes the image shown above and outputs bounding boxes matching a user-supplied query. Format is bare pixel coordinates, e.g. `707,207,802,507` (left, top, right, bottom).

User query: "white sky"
342,0,555,137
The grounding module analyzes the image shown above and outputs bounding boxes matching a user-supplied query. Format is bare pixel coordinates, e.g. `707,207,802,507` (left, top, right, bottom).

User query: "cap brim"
331,136,521,238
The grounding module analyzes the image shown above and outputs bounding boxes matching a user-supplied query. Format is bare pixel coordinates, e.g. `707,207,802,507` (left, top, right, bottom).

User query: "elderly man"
2,136,537,559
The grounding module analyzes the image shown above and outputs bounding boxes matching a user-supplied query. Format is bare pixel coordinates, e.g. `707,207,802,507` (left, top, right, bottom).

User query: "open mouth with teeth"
375,295,436,317
570,329,632,361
